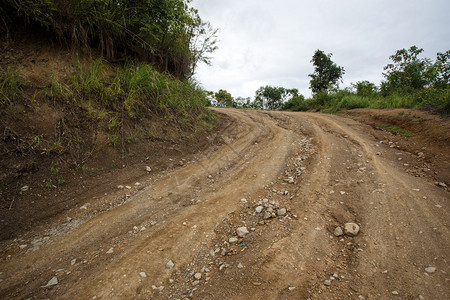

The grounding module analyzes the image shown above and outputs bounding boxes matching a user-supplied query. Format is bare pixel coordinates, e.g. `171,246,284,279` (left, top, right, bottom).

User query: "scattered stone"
20,185,29,192
358,296,366,300
263,211,272,220
19,244,27,249
425,266,436,273
236,226,249,238
71,258,76,265
240,198,248,204
324,280,331,286
135,182,141,186
166,260,175,270
340,191,346,195
392,291,399,295
436,182,447,188
125,185,132,189
117,185,124,189
152,285,164,291
344,223,360,236
106,247,114,254
255,206,264,213
289,286,296,291
237,263,243,269
333,226,344,237
145,166,152,172
42,277,58,289
419,295,425,300
139,272,147,278
192,280,200,286
194,273,202,280
229,237,238,244
277,208,287,216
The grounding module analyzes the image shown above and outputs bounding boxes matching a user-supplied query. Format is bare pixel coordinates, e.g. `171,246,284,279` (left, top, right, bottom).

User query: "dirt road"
0,109,448,299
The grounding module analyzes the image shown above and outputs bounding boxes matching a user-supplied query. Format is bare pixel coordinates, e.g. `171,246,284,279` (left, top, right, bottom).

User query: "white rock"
117,185,124,189
255,206,264,213
236,226,249,237
139,272,147,278
425,266,436,273
19,244,27,249
237,263,244,269
71,258,77,265
125,185,132,189
324,280,331,286
240,198,248,204
192,280,200,286
146,166,152,172
20,185,29,192
194,273,202,280
334,226,344,237
229,237,238,244
289,286,296,291
277,208,287,216
344,223,360,236
166,260,175,270
106,247,114,254
392,291,399,295
42,277,58,288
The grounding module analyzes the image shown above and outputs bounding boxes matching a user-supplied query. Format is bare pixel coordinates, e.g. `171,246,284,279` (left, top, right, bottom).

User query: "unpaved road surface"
1,109,449,299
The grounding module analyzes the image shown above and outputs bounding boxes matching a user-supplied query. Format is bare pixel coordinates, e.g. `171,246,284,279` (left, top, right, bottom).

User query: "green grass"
377,124,415,137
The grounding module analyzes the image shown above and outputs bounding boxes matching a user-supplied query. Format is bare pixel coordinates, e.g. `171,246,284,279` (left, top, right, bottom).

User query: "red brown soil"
0,108,448,300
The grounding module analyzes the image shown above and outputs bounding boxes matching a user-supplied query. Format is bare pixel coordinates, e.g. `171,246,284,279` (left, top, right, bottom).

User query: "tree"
255,86,298,110
352,81,378,97
309,50,345,93
430,50,450,89
214,89,234,107
4,0,217,79
382,46,432,94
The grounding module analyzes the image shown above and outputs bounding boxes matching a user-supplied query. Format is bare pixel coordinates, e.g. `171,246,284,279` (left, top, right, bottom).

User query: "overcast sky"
192,0,450,98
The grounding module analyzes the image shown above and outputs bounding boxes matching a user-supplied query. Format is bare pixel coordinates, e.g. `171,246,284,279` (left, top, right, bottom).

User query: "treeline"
210,46,450,113
0,0,217,79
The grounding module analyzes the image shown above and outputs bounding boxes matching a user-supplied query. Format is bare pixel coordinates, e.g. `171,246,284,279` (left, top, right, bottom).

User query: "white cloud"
193,0,450,98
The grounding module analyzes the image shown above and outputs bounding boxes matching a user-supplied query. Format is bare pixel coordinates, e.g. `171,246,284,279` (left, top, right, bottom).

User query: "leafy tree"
214,89,234,107
430,50,450,89
282,94,307,111
3,0,217,79
382,46,432,94
255,86,298,110
352,81,378,97
309,50,345,93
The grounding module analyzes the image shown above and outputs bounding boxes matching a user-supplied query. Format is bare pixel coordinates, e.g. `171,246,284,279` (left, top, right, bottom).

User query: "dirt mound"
0,27,224,242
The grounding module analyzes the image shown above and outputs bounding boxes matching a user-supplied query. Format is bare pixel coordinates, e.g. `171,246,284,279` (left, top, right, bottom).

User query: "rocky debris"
146,166,152,172
425,266,436,273
117,185,124,189
229,237,238,244
237,263,243,269
71,258,76,265
277,208,287,216
436,182,447,188
255,206,264,213
41,276,58,289
358,296,366,300
344,223,360,236
19,244,27,249
139,272,147,278
240,198,248,204
333,226,344,237
194,273,202,280
166,260,175,270
324,279,331,286
236,226,249,238
392,291,399,295
20,185,29,192
106,247,114,254
152,285,164,291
